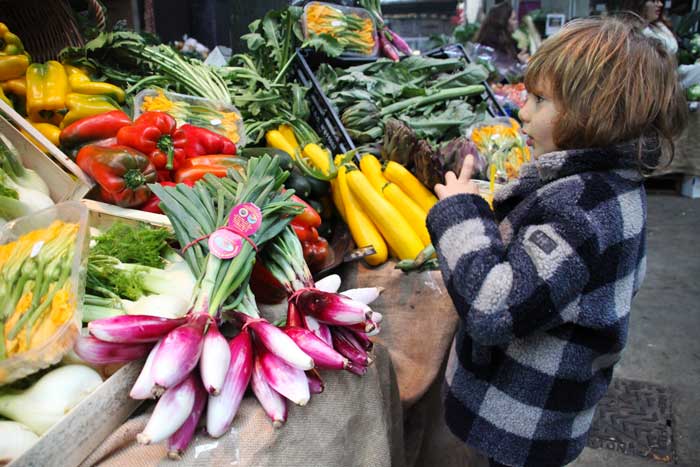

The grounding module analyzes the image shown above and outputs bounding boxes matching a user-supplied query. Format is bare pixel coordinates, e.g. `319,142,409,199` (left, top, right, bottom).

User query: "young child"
427,17,687,467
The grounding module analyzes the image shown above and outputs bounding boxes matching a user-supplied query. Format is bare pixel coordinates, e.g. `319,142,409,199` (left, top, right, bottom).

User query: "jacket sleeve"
426,193,596,346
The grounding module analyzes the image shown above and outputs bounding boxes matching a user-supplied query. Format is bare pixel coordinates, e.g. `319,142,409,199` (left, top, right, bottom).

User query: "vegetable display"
70,155,384,456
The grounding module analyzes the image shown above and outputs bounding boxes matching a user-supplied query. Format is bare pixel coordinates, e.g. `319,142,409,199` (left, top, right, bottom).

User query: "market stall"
0,2,529,465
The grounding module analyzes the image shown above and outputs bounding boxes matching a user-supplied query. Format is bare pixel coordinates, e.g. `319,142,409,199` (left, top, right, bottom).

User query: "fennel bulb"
0,133,50,196
0,365,103,435
0,421,39,462
124,294,189,318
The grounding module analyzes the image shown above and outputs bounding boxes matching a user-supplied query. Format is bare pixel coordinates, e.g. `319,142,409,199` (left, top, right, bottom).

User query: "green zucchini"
306,176,330,198
239,147,293,171
285,171,311,199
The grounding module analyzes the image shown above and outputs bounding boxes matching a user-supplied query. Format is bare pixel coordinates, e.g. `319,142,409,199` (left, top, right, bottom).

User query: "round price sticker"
228,202,262,237
208,229,243,259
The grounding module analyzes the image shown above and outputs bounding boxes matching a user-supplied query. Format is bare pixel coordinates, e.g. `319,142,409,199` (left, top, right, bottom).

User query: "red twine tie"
180,225,259,255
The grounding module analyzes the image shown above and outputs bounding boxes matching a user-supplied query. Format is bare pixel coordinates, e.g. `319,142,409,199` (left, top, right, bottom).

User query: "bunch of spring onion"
71,155,365,456
261,226,382,377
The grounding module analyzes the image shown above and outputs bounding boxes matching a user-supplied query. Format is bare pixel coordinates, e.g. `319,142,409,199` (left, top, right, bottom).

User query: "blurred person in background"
619,0,700,88
473,2,529,82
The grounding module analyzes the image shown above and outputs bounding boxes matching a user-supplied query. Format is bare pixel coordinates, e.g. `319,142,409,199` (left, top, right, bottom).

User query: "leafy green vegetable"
87,255,146,300
318,57,489,145
90,222,172,269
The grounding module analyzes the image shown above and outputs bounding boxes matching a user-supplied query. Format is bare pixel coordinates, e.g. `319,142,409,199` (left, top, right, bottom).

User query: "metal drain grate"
587,378,674,463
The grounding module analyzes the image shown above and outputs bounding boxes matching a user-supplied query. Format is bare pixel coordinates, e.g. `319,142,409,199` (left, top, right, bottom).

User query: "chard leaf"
242,32,265,51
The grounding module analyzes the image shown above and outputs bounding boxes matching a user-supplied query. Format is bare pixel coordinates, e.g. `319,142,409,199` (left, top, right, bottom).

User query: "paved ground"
416,193,700,467
572,193,700,467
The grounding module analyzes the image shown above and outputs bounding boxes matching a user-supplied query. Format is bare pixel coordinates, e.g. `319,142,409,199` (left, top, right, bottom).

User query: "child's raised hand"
434,154,480,200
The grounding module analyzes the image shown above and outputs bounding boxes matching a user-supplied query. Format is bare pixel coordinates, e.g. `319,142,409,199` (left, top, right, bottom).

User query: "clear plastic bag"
0,202,89,384
302,1,379,58
466,117,531,182
134,89,247,148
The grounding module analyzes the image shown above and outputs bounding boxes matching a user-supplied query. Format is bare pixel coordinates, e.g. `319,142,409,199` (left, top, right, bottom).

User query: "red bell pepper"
59,110,131,150
141,179,195,214
116,111,187,171
303,237,329,273
76,144,157,207
290,194,321,228
249,261,289,304
179,124,236,158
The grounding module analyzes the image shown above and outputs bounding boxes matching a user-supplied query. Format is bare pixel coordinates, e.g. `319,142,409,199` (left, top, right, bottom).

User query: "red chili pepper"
141,180,195,214
116,111,187,171
179,124,237,158
181,154,245,170
59,110,131,150
174,165,233,183
249,261,288,304
76,144,157,207
290,194,321,228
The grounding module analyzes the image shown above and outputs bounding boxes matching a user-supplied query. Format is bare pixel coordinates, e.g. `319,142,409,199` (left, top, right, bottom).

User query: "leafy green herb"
91,222,172,269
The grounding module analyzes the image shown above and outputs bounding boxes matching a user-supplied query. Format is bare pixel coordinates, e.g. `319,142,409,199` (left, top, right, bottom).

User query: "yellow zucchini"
303,143,332,175
360,155,430,245
359,154,387,193
266,130,297,158
330,179,346,222
346,169,424,261
278,124,300,150
337,166,387,266
384,161,438,212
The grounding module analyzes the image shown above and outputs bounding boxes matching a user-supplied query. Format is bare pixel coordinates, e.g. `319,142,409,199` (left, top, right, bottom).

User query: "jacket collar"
529,139,655,183
493,139,657,210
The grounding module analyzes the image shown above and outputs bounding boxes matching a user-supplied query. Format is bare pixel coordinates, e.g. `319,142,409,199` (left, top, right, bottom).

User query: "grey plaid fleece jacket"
426,143,649,467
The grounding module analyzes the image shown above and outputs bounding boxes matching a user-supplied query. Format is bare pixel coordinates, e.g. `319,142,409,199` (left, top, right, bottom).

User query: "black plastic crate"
291,50,356,155
421,43,507,119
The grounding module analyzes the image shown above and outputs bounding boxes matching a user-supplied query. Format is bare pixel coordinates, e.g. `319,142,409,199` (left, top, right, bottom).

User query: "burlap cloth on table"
82,261,461,467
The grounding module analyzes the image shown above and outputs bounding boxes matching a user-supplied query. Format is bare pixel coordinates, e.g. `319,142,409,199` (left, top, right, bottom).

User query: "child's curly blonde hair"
524,16,687,167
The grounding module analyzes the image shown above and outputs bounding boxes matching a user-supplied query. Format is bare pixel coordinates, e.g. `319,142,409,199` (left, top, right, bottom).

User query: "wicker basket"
0,0,105,62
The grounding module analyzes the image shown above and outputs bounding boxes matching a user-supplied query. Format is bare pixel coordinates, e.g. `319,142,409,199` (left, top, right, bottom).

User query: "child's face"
519,84,560,159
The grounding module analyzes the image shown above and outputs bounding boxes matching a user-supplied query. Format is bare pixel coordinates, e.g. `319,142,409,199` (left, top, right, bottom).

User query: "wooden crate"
0,101,93,201
5,205,178,466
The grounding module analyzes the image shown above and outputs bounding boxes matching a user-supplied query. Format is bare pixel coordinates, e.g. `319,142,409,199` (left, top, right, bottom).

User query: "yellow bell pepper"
26,61,69,122
64,65,126,103
0,54,29,81
0,23,26,56
0,86,11,108
1,76,26,96
0,23,30,81
60,93,121,129
29,121,61,147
